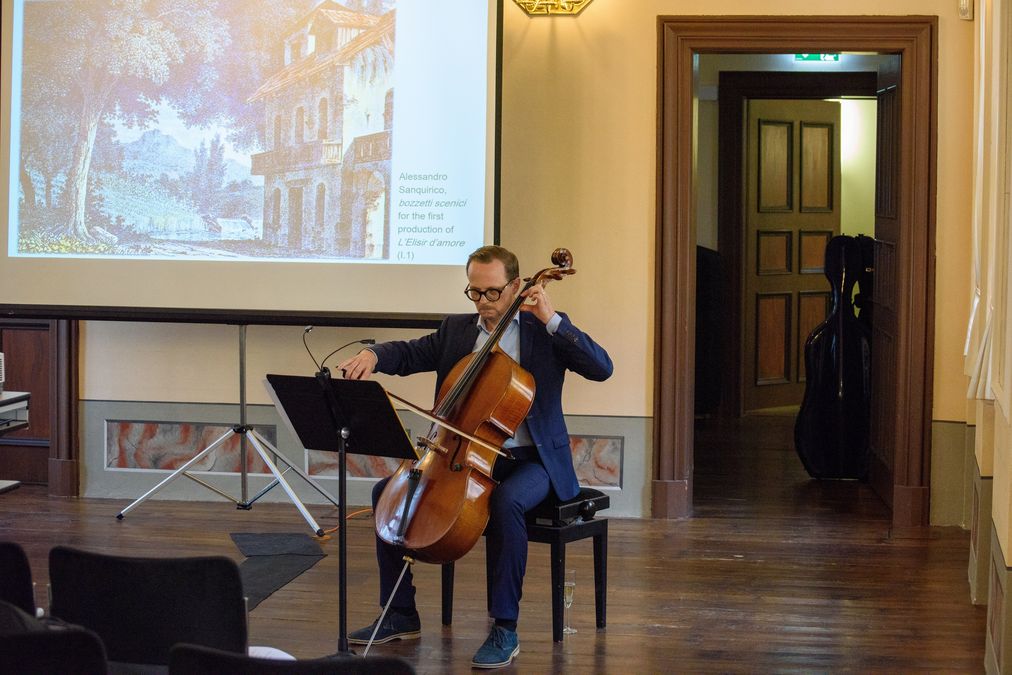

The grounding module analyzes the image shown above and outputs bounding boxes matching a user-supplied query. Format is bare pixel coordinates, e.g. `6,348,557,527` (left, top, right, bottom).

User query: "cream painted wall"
925,4,975,422
839,99,877,238
81,322,438,408
81,1,973,438
496,0,971,420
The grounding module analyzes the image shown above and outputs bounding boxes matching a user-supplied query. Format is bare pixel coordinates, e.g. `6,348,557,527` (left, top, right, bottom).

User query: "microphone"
320,338,377,373
302,326,322,371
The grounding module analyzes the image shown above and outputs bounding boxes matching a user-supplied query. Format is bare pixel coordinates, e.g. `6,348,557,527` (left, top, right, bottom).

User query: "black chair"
0,540,37,615
169,643,415,674
0,624,109,675
441,487,609,642
48,546,248,667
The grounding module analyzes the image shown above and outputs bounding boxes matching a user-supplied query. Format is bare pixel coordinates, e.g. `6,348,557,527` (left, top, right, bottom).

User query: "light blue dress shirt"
474,312,561,449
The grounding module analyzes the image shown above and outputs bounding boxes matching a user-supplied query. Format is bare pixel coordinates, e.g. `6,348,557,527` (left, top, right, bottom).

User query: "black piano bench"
440,487,610,642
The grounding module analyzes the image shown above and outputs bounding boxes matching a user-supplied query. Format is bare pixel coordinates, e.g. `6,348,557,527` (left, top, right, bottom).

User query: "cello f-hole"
448,436,464,472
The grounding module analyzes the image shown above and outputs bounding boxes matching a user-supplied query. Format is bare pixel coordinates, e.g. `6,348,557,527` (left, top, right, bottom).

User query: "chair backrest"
169,643,416,675
0,598,42,633
48,545,248,666
0,625,109,675
0,540,36,615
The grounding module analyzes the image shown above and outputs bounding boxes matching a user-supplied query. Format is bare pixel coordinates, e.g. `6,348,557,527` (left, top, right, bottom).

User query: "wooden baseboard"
970,470,993,605
48,457,78,497
651,479,691,519
987,525,1007,675
893,484,929,528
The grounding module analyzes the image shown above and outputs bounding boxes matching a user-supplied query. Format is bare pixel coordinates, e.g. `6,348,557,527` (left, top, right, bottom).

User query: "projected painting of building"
13,0,395,261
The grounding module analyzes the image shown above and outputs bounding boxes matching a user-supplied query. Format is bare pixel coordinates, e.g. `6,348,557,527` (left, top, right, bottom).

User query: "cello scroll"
525,247,576,285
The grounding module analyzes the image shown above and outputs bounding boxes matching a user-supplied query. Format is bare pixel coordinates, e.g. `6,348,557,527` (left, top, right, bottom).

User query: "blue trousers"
372,453,550,622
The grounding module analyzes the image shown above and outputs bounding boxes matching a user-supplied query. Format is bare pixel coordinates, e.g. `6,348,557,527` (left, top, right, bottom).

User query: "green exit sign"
795,53,840,62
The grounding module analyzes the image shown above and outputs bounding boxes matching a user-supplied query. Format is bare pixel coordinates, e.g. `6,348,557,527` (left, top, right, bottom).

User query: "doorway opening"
698,64,885,418
693,61,886,518
654,17,937,528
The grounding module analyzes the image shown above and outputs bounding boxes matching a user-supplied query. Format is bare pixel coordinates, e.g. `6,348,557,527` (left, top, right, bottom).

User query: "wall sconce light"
512,0,595,16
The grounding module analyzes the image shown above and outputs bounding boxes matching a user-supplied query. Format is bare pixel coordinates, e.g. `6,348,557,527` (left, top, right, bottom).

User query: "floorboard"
0,415,986,673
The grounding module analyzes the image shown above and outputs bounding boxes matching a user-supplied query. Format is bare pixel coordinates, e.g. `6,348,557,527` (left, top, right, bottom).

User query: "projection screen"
0,0,502,323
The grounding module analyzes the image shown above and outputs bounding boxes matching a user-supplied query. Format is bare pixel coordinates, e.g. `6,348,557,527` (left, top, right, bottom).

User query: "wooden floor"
0,415,986,673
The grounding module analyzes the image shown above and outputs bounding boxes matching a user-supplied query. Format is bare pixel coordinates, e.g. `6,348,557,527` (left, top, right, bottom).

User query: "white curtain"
965,0,1005,403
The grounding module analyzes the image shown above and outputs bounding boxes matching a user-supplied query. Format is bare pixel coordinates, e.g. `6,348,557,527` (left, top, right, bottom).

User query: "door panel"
801,123,833,211
758,121,793,210
756,293,791,383
757,231,791,274
799,231,833,273
798,291,831,382
870,83,901,502
743,99,842,412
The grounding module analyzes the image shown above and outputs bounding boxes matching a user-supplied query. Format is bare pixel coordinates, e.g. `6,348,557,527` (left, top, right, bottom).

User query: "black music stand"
264,373,417,656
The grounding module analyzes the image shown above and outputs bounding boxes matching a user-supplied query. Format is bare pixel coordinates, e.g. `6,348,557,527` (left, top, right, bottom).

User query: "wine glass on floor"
563,568,577,635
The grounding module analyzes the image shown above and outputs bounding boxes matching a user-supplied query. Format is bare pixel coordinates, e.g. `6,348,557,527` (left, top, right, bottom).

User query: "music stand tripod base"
115,425,338,537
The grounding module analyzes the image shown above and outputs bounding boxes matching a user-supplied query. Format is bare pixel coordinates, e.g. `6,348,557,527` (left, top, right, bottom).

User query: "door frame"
718,71,878,417
654,16,936,527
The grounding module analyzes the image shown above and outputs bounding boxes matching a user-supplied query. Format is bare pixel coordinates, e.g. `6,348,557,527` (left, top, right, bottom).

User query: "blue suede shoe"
470,625,520,669
347,610,420,645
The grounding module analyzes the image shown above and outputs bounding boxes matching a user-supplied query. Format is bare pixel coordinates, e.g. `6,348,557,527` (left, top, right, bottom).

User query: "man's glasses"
464,284,508,302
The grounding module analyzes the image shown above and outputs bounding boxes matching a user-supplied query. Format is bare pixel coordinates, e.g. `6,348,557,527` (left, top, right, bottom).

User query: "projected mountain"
122,131,250,185
122,131,193,179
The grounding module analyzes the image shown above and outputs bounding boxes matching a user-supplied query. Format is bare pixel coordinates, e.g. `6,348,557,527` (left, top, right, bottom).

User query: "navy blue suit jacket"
370,311,613,501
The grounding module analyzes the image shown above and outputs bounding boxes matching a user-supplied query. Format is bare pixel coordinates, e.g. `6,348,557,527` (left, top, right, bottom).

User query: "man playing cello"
338,245,612,669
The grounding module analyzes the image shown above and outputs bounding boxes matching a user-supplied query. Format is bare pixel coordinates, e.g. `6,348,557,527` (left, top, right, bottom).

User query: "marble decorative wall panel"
105,420,278,473
307,434,623,487
103,420,622,490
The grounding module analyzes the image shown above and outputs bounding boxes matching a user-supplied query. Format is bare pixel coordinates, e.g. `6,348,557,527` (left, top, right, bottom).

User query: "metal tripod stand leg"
243,428,341,508
242,428,338,536
364,556,415,657
116,427,243,519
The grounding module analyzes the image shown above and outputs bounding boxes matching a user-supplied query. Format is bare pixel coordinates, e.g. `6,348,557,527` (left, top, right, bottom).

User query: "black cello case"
793,234,874,479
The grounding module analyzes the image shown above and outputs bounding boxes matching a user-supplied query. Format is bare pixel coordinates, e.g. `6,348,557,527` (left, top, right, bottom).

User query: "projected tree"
21,2,217,242
18,0,397,259
20,0,313,245
18,60,74,216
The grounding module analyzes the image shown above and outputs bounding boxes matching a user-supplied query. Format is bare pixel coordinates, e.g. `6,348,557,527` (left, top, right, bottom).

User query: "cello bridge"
416,436,450,457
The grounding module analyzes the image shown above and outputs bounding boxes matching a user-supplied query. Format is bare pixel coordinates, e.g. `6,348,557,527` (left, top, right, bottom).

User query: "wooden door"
743,99,841,413
868,64,901,508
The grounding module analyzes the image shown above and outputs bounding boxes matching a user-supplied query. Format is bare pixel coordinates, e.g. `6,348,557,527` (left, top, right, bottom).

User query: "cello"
372,249,576,565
